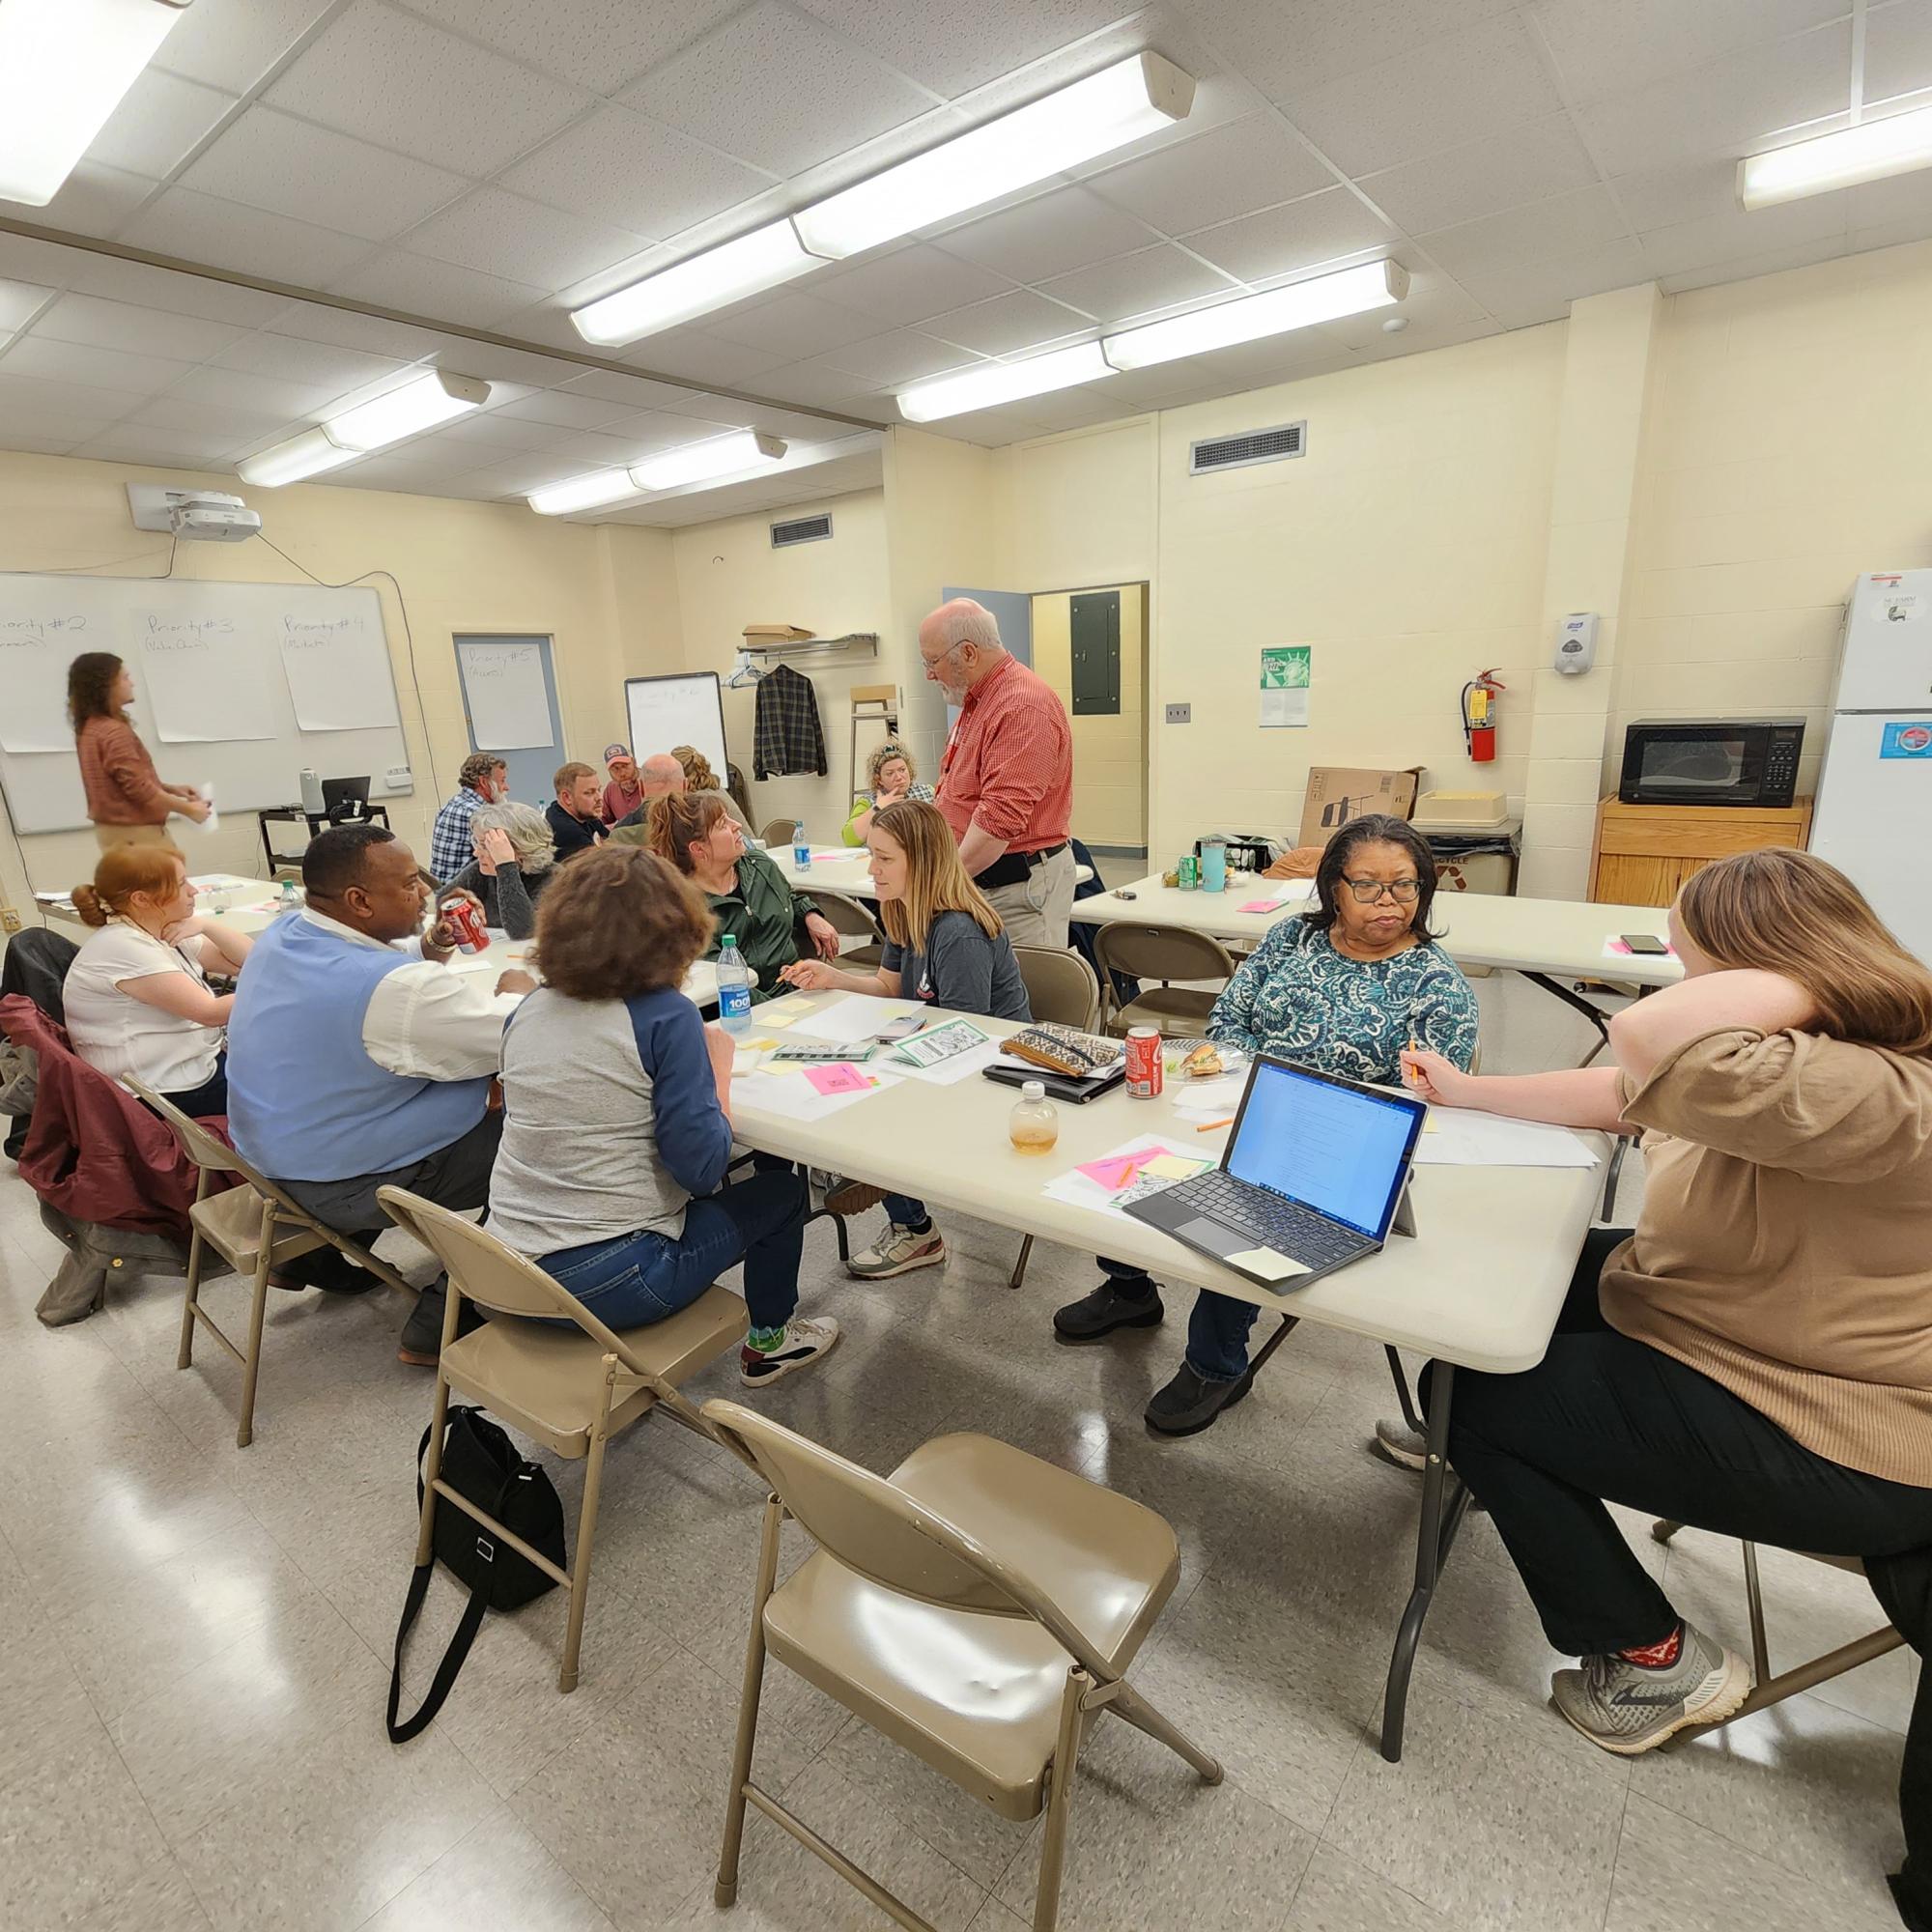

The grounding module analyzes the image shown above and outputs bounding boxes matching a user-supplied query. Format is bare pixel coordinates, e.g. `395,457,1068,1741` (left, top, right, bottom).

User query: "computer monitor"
320,776,371,822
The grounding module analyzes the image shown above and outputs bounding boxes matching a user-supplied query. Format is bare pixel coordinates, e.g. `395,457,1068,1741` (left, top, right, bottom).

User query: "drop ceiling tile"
499,104,772,238
429,344,582,388
1014,384,1137,432
262,302,447,360
1037,245,1238,326
622,331,788,387
0,336,194,397
554,369,701,410
1277,13,1567,176
543,427,691,466
1464,238,1649,326
810,245,1012,329
753,361,880,410
1611,156,1744,233
1420,184,1633,277
925,404,1053,446
122,188,374,285
33,294,242,363
399,187,648,292
1852,162,1932,230
179,108,470,244
1187,0,1520,99
705,292,887,358
0,433,95,456
0,281,54,333
1637,188,1851,278
429,454,589,495
1659,231,1854,293
435,412,574,453
70,424,248,465
1527,0,1850,106
28,163,159,241
490,389,631,430
796,0,1130,95
1360,115,1603,237
590,410,723,453
621,2,937,178
653,390,765,429
1182,186,1398,282
1575,25,1855,177
0,235,79,288
163,363,342,416
1865,1,1932,103
932,186,1159,283
403,0,747,91
816,329,980,384
211,333,409,395
267,0,590,176
156,0,339,92
326,251,549,328
83,68,237,178
1087,115,1335,238
1321,269,1487,347
128,394,294,440
0,371,144,419
61,257,291,327
923,288,1093,355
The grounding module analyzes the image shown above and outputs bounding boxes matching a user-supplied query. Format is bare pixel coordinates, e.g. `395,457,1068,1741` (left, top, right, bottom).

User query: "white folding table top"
772,848,1095,902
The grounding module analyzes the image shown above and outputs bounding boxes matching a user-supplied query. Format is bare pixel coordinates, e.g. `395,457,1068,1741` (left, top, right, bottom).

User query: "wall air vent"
1188,420,1306,475
770,512,833,548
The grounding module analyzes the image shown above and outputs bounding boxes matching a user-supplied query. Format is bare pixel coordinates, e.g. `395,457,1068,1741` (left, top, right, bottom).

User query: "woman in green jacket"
649,790,839,1001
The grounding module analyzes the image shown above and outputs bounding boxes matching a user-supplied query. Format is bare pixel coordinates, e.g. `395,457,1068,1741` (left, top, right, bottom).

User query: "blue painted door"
453,634,564,810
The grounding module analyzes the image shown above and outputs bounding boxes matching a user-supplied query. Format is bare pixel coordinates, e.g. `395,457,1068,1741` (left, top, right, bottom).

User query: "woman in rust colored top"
1405,850,1932,1917
70,651,210,852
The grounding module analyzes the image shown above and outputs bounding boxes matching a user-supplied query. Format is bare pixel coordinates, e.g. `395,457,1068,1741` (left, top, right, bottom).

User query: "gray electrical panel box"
1069,590,1121,716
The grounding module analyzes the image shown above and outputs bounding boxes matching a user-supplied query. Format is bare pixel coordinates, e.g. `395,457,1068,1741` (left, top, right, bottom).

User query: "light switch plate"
1165,702,1191,724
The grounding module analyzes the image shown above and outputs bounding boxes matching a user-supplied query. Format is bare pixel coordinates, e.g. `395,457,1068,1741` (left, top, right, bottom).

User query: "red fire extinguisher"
1462,668,1505,763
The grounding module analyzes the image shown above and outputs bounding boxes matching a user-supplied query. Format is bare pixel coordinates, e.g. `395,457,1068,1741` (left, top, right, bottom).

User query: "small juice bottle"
1009,1079,1060,1155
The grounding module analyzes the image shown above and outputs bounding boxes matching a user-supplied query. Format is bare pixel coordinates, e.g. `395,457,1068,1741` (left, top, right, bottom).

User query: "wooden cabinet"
1589,798,1812,907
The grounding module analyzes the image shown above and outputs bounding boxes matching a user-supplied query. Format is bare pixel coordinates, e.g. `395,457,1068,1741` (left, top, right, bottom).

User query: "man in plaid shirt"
924,599,1075,948
429,753,507,882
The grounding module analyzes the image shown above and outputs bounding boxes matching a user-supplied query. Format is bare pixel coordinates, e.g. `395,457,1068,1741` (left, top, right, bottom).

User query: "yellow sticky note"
1422,1116,1438,1133
1226,1247,1311,1283
740,1037,779,1052
759,1009,802,1030
1143,1153,1208,1180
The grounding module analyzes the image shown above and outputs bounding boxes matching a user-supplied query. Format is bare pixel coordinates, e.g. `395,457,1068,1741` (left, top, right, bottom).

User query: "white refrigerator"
1809,570,1932,962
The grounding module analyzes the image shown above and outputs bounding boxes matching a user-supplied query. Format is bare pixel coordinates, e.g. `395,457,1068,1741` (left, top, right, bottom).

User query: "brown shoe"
824,1177,886,1216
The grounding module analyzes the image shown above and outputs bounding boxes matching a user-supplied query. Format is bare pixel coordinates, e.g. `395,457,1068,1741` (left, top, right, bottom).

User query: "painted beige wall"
1030,583,1147,847
668,486,891,839
0,448,678,920
1613,237,1932,801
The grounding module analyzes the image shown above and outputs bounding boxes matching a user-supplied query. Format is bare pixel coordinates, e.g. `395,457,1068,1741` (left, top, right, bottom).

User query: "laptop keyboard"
1180,1170,1368,1269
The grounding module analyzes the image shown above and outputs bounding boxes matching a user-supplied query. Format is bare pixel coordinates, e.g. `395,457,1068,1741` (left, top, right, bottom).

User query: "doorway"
1031,582,1150,861
452,635,564,810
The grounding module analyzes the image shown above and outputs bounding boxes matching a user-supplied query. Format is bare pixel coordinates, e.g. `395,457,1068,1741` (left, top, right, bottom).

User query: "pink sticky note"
1237,896,1281,913
1076,1144,1165,1191
804,1063,869,1095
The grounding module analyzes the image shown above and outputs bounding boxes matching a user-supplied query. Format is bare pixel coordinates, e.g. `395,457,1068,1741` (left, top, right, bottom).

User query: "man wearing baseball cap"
600,742,641,824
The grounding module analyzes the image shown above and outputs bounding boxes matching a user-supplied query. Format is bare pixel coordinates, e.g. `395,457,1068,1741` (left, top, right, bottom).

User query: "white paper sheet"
456,639,554,752
138,610,281,742
1040,1134,1217,1227
0,622,76,752
783,993,924,1045
1412,1109,1600,1168
279,607,402,732
731,1065,900,1121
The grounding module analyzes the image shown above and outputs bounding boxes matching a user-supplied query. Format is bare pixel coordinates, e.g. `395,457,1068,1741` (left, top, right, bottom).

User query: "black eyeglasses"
1341,877,1421,903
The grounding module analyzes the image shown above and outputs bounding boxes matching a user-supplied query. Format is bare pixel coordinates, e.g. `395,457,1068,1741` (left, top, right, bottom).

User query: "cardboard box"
1297,766,1424,846
742,623,813,641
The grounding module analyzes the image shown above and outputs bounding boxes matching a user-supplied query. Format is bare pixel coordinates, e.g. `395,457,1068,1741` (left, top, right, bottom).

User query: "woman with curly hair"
840,741,934,845
68,651,210,850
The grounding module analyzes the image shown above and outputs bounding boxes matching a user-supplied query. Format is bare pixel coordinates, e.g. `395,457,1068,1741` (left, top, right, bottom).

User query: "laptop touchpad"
1176,1217,1245,1258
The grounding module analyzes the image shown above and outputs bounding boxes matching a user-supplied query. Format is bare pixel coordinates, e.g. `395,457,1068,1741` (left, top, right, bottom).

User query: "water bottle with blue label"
792,821,810,872
717,933,753,1034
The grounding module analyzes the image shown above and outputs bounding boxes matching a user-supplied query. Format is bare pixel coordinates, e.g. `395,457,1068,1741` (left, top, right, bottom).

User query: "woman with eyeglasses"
1053,813,1479,1436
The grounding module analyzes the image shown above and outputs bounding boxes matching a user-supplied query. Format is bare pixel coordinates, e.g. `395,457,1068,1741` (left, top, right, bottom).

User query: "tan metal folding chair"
760,817,799,848
701,1399,1222,1932
1092,923,1236,1037
134,1081,418,1448
1650,1521,1905,1727
803,888,885,971
380,1187,745,1692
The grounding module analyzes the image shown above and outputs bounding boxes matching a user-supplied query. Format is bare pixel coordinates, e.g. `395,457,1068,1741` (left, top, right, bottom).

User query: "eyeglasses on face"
1341,876,1421,903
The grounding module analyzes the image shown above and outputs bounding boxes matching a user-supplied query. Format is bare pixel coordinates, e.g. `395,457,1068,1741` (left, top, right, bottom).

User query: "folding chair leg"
1741,1541,1771,1685
1009,1235,1034,1293
1032,1668,1090,1932
1110,1680,1222,1783
558,1425,611,1693
414,1370,452,1567
717,1496,785,1907
234,1251,273,1449
176,1224,205,1372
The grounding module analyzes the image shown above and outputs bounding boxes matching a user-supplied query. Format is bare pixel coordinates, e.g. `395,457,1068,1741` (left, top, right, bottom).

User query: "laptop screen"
1225,1058,1424,1239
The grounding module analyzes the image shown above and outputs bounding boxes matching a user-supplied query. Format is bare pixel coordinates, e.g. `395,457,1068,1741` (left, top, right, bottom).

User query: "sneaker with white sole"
1372,1417,1428,1470
1550,1621,1753,1755
846,1223,946,1279
738,1315,840,1387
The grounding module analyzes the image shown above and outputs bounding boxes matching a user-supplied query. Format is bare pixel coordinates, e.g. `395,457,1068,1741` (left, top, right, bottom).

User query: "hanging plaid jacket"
753,664,828,780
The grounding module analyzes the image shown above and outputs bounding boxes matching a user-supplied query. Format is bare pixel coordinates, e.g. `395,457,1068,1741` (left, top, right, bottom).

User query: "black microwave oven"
1618,719,1804,808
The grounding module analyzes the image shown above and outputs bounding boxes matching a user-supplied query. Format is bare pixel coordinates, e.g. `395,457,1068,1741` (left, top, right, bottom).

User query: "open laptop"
1123,1055,1426,1290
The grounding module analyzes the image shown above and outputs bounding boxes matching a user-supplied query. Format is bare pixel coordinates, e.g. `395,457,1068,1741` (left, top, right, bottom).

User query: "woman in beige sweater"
1404,848,1932,1784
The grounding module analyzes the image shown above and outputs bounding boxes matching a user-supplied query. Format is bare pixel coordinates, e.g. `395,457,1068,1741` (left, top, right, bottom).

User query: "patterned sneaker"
1371,1418,1428,1470
1550,1622,1753,1755
738,1315,840,1388
846,1223,946,1279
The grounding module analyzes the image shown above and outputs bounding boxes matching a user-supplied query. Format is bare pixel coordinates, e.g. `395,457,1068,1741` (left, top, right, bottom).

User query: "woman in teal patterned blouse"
1055,814,1481,1437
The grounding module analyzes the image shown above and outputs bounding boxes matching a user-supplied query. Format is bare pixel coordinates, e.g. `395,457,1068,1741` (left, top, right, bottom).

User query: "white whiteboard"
458,639,554,752
0,574,413,834
625,672,728,784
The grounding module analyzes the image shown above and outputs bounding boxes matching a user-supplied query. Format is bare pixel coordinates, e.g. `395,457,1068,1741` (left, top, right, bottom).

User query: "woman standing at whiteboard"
69,652,210,851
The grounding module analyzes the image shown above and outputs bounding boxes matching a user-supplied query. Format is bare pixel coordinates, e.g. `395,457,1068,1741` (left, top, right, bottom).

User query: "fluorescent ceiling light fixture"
527,432,788,516
527,470,641,517
1739,102,1932,210
0,0,191,207
237,370,491,488
794,52,1195,259
1103,259,1407,369
571,51,1194,347
896,344,1115,424
572,222,819,345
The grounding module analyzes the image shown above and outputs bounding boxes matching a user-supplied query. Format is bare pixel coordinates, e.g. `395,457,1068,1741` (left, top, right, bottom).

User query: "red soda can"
1125,1026,1163,1098
440,895,490,953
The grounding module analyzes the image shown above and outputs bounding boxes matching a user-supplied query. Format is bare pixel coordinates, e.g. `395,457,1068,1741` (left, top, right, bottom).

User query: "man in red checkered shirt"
923,599,1075,948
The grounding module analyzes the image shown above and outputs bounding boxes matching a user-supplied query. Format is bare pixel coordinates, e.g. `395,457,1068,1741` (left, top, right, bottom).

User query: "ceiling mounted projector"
127,483,263,543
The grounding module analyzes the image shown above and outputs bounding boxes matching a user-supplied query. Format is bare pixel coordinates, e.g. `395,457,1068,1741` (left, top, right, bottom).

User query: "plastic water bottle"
792,822,811,873
717,934,753,1034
